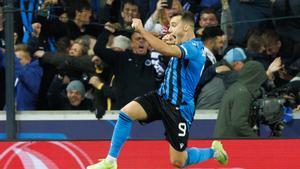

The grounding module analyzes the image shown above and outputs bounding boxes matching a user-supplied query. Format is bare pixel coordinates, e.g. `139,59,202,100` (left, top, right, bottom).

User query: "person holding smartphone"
144,0,183,37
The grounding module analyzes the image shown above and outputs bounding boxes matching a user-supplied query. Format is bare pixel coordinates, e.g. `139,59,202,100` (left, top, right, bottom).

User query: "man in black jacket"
47,78,93,110
94,23,158,109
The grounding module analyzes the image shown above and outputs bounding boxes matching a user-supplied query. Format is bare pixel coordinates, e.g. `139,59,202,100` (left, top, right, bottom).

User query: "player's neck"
177,32,195,44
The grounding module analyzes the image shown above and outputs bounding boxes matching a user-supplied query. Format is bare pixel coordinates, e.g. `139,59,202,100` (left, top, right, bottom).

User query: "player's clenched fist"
162,34,176,45
131,18,144,33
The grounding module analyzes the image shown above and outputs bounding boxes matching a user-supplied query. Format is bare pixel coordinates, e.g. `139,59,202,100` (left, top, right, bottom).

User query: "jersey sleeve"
178,40,203,60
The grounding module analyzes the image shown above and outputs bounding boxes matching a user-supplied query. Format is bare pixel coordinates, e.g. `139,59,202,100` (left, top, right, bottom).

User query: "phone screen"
165,0,173,9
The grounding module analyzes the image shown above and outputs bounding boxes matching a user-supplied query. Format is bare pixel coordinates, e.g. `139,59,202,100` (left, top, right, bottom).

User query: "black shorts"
134,91,190,152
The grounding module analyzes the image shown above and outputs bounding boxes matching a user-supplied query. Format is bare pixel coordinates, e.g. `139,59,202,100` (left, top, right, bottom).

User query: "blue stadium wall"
0,110,299,140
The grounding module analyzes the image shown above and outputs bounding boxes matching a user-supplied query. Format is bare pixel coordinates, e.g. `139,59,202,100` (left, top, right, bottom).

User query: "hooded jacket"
214,61,267,138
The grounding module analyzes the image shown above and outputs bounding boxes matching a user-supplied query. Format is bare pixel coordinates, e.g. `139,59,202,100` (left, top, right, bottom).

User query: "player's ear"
183,24,189,32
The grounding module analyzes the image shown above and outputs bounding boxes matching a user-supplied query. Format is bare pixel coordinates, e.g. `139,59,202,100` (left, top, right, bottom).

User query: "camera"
251,88,286,137
251,79,300,137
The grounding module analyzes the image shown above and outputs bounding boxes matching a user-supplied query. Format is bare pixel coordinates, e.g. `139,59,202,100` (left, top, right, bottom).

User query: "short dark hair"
172,11,195,27
246,34,264,52
201,26,224,41
56,37,71,54
121,0,139,11
200,8,217,18
67,0,91,19
245,27,265,52
262,29,280,45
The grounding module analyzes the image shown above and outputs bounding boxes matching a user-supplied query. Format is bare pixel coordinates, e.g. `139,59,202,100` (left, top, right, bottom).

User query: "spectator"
195,4,233,51
196,8,219,37
47,79,93,110
261,29,294,85
120,0,140,30
214,61,267,138
69,39,89,57
110,35,131,52
220,0,233,42
196,47,247,109
145,0,183,36
40,0,69,23
40,0,102,41
101,0,140,31
94,23,158,109
0,45,43,110
194,26,225,102
245,28,283,81
245,28,269,68
35,37,71,110
89,74,115,119
202,26,225,67
14,45,43,110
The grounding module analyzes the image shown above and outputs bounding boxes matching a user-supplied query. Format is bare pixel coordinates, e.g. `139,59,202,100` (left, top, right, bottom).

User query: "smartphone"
163,0,173,9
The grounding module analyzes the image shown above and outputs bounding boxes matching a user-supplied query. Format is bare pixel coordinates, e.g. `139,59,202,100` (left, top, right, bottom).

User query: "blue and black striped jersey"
157,38,206,123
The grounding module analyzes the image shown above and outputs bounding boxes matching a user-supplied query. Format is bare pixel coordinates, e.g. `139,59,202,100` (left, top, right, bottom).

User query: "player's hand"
131,18,144,33
162,34,176,45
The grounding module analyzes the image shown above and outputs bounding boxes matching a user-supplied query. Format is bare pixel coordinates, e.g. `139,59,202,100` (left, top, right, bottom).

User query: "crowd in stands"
0,0,299,125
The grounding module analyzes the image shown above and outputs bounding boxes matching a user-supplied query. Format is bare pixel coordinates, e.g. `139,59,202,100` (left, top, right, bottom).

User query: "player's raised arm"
131,18,182,58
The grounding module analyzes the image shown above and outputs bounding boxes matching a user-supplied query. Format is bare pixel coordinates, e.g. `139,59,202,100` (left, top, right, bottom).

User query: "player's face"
168,15,184,43
131,32,149,55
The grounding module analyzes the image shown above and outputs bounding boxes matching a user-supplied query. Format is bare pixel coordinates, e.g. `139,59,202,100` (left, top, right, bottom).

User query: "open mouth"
171,34,176,40
138,44,145,50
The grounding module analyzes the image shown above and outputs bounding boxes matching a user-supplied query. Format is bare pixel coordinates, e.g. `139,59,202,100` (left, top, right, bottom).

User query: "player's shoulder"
181,38,203,50
187,38,203,46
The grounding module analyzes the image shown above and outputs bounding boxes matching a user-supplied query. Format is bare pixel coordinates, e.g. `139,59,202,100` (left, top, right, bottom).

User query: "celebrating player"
87,11,228,169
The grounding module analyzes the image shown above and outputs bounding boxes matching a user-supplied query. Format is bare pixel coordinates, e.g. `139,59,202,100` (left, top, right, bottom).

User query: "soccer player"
87,11,228,169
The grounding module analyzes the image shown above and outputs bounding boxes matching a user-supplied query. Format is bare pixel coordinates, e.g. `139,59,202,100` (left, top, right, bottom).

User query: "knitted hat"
66,80,85,97
224,47,247,63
